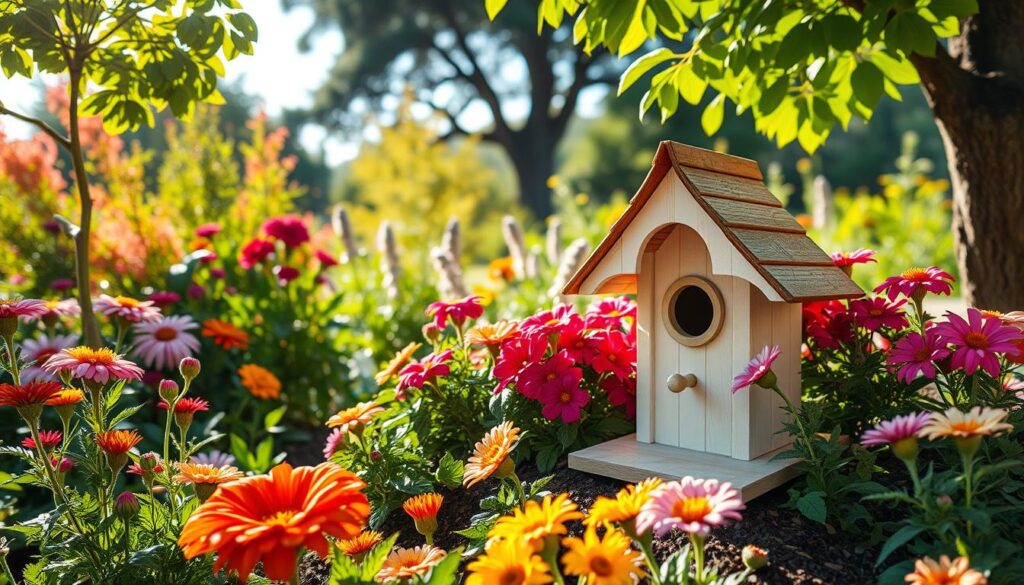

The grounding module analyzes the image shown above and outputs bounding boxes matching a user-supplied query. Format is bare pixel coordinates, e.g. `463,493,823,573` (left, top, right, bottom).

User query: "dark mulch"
295,452,882,585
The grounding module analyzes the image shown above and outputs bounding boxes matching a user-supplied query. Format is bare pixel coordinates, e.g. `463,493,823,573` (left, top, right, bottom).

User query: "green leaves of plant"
435,452,465,488
796,490,827,524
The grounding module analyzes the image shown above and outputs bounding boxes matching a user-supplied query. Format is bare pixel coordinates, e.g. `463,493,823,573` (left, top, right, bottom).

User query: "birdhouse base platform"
568,434,801,502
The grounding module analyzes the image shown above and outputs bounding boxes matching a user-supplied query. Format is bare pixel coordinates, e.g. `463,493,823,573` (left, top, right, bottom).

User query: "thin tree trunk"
68,68,102,348
508,135,557,220
914,0,1024,311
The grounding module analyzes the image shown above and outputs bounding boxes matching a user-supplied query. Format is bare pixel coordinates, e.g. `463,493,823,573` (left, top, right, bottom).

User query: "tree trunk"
507,132,557,220
914,0,1024,311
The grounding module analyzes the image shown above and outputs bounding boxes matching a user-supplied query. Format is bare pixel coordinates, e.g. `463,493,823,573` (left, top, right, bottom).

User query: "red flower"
397,350,453,396
315,249,338,268
589,330,635,381
22,430,62,450
585,296,637,330
517,351,576,399
601,373,637,419
0,381,64,407
849,297,908,330
538,367,589,423
195,223,221,238
519,304,575,337
830,248,876,268
493,334,548,392
804,301,855,349
555,314,597,365
238,238,275,269
158,397,210,414
261,215,310,249
273,265,301,285
426,296,484,330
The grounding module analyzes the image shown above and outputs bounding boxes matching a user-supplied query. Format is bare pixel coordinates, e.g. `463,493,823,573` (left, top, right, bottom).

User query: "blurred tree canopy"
283,0,620,219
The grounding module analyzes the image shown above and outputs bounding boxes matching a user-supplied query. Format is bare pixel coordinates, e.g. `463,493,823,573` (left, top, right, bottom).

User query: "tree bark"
913,0,1024,311
507,130,558,220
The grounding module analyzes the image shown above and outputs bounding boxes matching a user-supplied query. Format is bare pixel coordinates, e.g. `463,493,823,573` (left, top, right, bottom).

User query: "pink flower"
830,249,876,268
888,331,950,383
323,428,345,459
273,265,301,285
261,215,310,249
589,330,635,381
874,267,954,301
132,315,201,371
20,333,79,383
44,347,144,384
22,429,62,450
932,308,1022,377
93,295,162,324
210,268,227,280
601,374,637,419
850,297,908,330
239,238,275,269
555,314,597,364
731,345,781,393
585,296,637,330
636,477,744,536
315,250,338,268
186,284,205,300
493,334,548,392
148,291,181,307
860,412,932,447
195,223,222,238
538,368,589,423
426,296,484,331
41,298,80,319
49,279,75,292
517,351,576,399
0,298,47,320
519,305,575,337
397,350,454,396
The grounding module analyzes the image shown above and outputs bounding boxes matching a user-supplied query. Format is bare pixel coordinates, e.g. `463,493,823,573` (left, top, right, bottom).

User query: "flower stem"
0,553,15,585
634,531,662,585
962,452,975,538
690,534,706,582
2,334,19,385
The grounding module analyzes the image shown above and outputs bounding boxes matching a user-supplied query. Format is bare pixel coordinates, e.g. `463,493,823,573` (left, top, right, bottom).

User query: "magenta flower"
585,296,637,330
636,477,745,536
397,349,454,395
493,334,548,392
874,266,954,302
261,215,310,249
147,291,181,307
555,314,596,364
20,333,79,383
40,299,80,320
273,265,301,285
932,308,1022,377
0,298,48,320
238,238,275,269
49,279,75,292
323,427,346,459
43,347,144,385
887,331,950,383
519,304,575,336
860,412,932,447
93,294,162,324
601,374,636,419
830,248,876,268
315,249,339,268
194,223,222,238
850,297,908,330
731,345,781,393
539,368,589,423
517,350,576,399
426,295,485,331
132,315,200,371
589,329,635,381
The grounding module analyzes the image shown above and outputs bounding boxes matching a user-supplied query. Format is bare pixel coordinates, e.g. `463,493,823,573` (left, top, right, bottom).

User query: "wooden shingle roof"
562,141,864,303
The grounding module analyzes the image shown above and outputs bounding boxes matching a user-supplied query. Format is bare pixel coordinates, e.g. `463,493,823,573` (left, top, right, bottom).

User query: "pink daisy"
273,265,301,285
426,296,485,331
238,238,275,269
20,333,79,383
41,298,80,319
148,291,181,307
932,308,1022,377
132,315,201,371
830,248,876,268
22,429,62,450
731,345,781,393
874,267,954,302
397,349,454,396
860,412,932,447
0,298,47,320
49,279,75,292
261,215,310,249
323,428,345,459
93,295,162,324
887,331,950,383
538,367,589,423
849,297,908,330
43,347,144,384
554,314,596,364
636,477,745,536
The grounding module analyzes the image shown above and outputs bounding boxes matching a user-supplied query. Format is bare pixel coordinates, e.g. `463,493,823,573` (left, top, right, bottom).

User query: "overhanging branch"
0,103,71,148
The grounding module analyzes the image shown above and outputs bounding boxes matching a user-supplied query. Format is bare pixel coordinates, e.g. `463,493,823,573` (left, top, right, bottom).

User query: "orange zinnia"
45,388,84,407
377,545,446,582
237,364,281,400
337,530,384,558
326,401,384,434
174,461,246,502
375,342,421,386
201,319,249,350
464,421,520,488
95,429,143,455
179,462,370,583
403,493,443,521
0,381,64,407
905,555,987,585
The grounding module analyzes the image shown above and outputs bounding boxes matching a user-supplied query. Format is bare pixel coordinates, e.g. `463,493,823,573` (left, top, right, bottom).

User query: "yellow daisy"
488,493,583,552
465,538,553,585
585,477,663,528
562,527,645,585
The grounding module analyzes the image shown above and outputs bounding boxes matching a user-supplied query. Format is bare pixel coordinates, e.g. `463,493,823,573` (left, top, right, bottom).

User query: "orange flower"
326,401,384,434
464,421,520,488
377,545,446,582
179,462,370,583
95,429,143,455
403,493,443,542
45,388,85,407
466,320,519,348
488,257,516,282
0,381,64,407
174,461,246,502
238,364,281,400
201,319,249,350
338,530,384,558
905,555,986,585
585,477,663,528
375,342,421,386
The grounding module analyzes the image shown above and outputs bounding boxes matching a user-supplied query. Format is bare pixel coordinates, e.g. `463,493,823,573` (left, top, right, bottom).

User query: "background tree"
496,0,1020,310
0,0,257,346
283,0,619,219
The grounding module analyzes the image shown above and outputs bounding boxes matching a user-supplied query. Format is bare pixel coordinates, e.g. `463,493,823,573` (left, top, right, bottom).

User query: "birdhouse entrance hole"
663,275,724,347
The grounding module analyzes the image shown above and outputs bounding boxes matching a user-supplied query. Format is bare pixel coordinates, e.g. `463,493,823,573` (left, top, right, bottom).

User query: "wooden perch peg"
666,373,698,393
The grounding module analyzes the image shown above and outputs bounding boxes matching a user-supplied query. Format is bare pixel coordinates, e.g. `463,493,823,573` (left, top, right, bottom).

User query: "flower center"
671,496,712,523
901,268,928,282
546,372,557,381
950,421,981,434
154,327,179,341
560,391,572,403
590,555,614,577
963,332,990,349
263,510,297,527
67,347,117,364
114,296,141,307
912,347,934,361
868,309,883,317
499,567,526,585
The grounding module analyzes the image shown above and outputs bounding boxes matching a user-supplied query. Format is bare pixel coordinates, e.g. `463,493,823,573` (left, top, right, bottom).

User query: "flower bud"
115,491,140,521
139,452,161,472
0,317,17,339
57,457,74,474
742,545,768,571
421,323,441,344
936,494,953,510
194,482,219,503
891,437,919,462
179,357,201,382
369,449,383,462
158,379,179,403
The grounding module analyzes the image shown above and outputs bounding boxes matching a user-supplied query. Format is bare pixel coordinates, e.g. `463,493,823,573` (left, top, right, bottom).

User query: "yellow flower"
489,493,583,552
238,364,281,400
465,538,552,585
905,555,987,585
585,477,663,528
464,421,520,488
919,407,1012,440
561,527,645,585
326,401,384,434
466,320,519,348
173,461,245,502
375,343,421,386
377,545,446,582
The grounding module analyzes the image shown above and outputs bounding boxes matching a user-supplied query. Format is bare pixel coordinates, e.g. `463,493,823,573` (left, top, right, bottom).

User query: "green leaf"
851,61,884,109
264,405,287,430
774,24,810,69
485,0,509,20
435,452,465,489
701,94,725,135
795,491,827,523
423,547,463,584
876,525,924,566
618,47,675,95
825,14,862,52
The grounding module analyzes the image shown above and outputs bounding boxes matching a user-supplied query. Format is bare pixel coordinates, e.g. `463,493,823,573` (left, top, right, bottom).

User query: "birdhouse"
564,141,863,500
